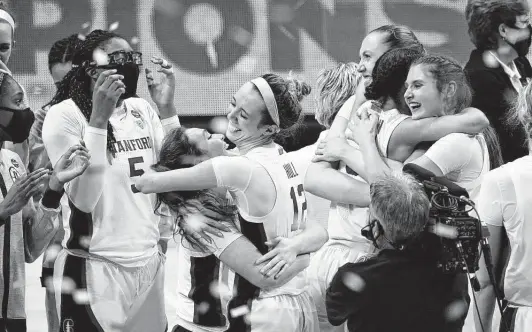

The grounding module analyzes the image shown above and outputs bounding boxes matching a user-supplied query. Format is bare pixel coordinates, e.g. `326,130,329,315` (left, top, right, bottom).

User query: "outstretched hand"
49,144,91,191
146,56,176,111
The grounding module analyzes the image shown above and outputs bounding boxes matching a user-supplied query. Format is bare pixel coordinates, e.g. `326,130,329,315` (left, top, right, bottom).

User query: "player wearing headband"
42,30,180,331
137,74,327,332
0,70,89,332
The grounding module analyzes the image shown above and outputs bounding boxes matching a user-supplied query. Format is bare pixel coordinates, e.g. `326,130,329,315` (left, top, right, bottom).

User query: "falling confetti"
81,22,90,29
244,310,270,326
43,276,55,291
79,235,91,249
73,289,91,304
342,272,366,292
270,4,295,24
31,86,43,95
59,276,76,294
130,36,140,45
482,51,499,69
45,244,62,262
431,223,458,239
444,299,468,322
93,49,108,66
109,21,120,32
198,302,210,314
210,281,233,299
209,116,228,134
77,34,86,41
230,305,250,318
229,26,253,47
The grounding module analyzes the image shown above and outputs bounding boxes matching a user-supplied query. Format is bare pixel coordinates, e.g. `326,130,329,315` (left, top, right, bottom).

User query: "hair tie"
251,77,280,126
0,10,14,33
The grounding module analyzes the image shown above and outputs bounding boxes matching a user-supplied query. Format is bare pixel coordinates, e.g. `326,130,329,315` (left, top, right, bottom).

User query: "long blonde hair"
314,62,361,128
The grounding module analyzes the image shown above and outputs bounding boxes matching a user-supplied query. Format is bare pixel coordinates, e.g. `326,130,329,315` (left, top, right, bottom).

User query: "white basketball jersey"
232,143,308,298
328,109,409,243
58,98,164,267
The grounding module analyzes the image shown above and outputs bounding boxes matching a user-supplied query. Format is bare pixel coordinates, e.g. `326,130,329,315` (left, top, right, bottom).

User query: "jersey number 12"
290,184,307,231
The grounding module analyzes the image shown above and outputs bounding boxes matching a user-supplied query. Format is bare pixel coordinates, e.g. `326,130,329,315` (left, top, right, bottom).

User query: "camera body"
404,164,483,274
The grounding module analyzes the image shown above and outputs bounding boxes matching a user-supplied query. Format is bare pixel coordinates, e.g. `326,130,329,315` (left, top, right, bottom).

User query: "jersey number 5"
129,157,144,193
290,184,307,231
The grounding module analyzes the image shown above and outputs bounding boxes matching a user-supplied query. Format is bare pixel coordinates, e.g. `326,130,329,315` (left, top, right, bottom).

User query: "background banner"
8,0,474,115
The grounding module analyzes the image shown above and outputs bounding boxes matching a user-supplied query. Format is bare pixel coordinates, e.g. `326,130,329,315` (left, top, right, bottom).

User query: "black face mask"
113,63,140,99
507,24,532,57
0,107,35,143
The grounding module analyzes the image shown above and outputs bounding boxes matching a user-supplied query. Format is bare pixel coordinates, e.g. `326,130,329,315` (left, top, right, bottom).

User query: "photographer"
326,172,468,332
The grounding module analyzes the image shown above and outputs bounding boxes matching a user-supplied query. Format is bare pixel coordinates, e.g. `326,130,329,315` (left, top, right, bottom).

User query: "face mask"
112,63,140,99
0,107,35,143
506,24,532,57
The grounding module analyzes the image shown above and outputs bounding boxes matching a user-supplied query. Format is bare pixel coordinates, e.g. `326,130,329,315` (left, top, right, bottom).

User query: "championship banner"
9,0,473,115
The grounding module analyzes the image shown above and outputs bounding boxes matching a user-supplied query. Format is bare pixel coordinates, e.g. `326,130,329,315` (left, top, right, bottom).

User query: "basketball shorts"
307,240,374,332
500,306,532,332
243,291,318,332
53,249,167,332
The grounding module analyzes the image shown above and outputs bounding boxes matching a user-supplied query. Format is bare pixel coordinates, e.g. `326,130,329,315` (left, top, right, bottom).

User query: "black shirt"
326,249,469,332
464,49,532,164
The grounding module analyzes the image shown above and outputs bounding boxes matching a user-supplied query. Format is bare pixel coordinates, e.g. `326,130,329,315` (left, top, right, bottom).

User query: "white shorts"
240,291,318,332
500,306,532,332
54,249,167,332
307,240,374,332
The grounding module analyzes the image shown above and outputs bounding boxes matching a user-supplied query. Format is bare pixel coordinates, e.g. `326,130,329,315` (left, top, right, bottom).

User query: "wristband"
42,187,65,209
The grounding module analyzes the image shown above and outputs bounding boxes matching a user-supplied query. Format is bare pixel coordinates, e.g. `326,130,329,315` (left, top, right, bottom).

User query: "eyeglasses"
85,51,143,68
107,51,143,66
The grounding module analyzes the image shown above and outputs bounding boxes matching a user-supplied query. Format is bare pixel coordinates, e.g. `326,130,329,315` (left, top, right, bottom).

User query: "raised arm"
24,145,90,262
305,161,370,206
388,107,489,161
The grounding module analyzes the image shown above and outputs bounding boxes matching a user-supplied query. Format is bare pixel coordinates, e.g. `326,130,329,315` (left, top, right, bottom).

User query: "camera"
403,164,484,275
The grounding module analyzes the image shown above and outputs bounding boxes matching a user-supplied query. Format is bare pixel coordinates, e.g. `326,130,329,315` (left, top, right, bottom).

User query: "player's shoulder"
47,99,85,121
1,149,26,175
124,97,156,117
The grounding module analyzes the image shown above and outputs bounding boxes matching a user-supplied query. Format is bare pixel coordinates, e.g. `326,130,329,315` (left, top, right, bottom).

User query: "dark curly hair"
49,30,123,156
48,34,80,73
466,0,529,50
152,127,237,237
365,48,424,115
257,73,311,144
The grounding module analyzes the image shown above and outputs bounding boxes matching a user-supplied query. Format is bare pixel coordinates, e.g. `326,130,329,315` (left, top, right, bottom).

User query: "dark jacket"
464,49,532,164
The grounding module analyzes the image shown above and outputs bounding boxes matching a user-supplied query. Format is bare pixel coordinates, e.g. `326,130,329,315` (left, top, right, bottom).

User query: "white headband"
0,10,14,32
251,77,280,126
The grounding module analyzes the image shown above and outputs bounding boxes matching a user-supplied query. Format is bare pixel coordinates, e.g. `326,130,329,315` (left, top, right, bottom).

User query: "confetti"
244,310,270,326
45,244,62,262
197,302,210,314
229,26,253,46
79,236,91,249
209,116,228,134
73,289,91,304
206,43,218,69
31,86,43,95
130,36,140,45
209,281,233,299
109,21,120,32
93,49,108,66
444,299,468,322
431,223,458,239
59,276,76,294
230,305,250,318
482,51,499,69
342,272,366,292
81,22,90,29
270,4,295,24
77,34,86,41
43,276,55,291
